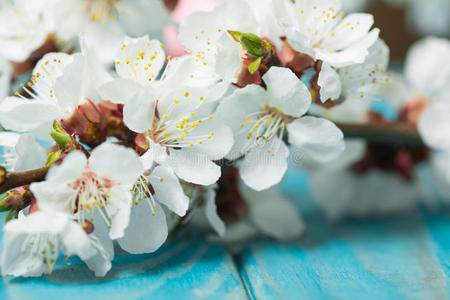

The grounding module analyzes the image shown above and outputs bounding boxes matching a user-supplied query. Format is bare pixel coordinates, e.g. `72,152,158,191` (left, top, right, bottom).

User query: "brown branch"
0,166,49,195
336,122,424,147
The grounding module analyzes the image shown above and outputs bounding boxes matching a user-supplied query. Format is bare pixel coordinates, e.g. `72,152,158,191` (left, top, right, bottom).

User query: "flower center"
144,108,215,149
238,105,292,156
69,170,118,228
24,233,59,272
83,0,118,22
131,175,158,215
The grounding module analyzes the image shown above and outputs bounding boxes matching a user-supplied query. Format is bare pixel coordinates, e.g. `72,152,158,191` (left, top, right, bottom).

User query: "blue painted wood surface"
0,214,248,300
237,212,450,300
0,165,449,299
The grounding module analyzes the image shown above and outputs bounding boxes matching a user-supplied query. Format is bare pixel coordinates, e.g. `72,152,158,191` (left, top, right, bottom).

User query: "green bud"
241,33,264,57
46,149,62,167
248,57,262,74
50,131,73,149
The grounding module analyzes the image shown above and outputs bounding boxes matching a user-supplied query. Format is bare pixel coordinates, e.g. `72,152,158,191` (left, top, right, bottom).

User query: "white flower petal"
322,13,375,50
98,78,142,104
166,149,221,185
404,37,450,102
239,183,304,240
46,150,87,183
204,186,225,237
151,166,189,216
140,148,154,170
188,117,234,160
283,24,315,58
215,33,242,83
115,36,165,86
0,97,60,132
147,139,169,165
118,201,168,254
31,181,77,214
263,66,311,117
54,54,86,110
123,86,156,133
418,102,450,150
107,186,132,240
60,219,98,261
0,132,20,148
240,139,289,191
287,116,345,163
89,142,143,185
13,134,47,172
318,62,342,102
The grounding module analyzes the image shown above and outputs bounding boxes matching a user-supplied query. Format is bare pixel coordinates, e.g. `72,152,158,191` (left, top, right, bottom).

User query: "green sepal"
0,196,9,212
46,149,62,167
53,121,65,133
50,131,72,149
248,57,262,74
5,208,18,223
227,30,243,42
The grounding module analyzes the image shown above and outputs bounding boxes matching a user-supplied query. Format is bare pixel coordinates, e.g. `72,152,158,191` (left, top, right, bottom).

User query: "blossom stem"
0,166,49,195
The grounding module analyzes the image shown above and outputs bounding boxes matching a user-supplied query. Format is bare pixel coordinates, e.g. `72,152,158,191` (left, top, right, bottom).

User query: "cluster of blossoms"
0,0,423,277
309,36,450,219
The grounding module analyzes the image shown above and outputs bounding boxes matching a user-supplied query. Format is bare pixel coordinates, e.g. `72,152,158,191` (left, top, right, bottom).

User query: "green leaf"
248,57,262,74
50,131,72,149
46,149,62,167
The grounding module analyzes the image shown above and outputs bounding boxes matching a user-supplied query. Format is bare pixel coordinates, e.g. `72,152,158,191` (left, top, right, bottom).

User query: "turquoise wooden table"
0,166,449,300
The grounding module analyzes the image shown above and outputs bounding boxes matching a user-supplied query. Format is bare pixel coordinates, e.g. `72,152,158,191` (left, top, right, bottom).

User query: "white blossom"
0,0,54,62
275,0,380,67
217,66,344,191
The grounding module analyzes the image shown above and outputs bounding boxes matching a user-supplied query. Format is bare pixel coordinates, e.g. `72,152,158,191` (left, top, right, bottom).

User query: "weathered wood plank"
237,212,450,300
